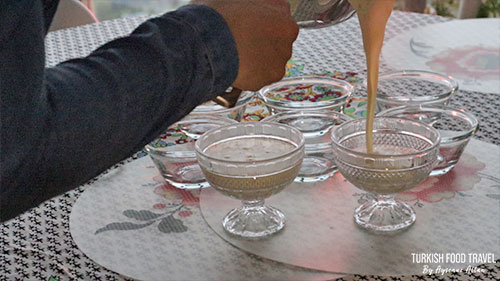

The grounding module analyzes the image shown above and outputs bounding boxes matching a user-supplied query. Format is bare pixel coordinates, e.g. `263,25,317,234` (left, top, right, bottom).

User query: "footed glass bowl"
331,117,440,233
195,122,305,238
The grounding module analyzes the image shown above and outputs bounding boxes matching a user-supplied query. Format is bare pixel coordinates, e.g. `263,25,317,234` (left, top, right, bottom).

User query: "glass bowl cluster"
145,70,479,237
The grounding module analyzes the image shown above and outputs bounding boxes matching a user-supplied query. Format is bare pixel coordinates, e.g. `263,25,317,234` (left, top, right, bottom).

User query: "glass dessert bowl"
355,70,458,113
378,106,479,176
145,115,237,189
195,122,305,238
263,110,352,182
257,76,353,114
331,117,441,233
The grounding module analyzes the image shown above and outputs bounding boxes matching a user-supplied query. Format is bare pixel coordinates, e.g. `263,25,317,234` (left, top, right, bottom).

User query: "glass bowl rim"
263,110,353,151
145,116,238,157
377,106,480,144
334,156,437,173
261,110,353,123
144,145,197,158
195,122,305,164
257,76,353,109
330,116,441,159
362,70,458,103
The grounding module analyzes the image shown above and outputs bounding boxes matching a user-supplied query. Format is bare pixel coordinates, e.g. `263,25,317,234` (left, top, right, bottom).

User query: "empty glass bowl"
195,122,305,238
378,106,479,176
263,111,352,182
257,76,353,114
145,115,237,189
331,117,440,233
356,70,458,113
190,91,254,121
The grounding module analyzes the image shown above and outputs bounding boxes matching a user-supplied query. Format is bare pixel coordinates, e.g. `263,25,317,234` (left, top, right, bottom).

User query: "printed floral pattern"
396,153,486,203
242,109,269,122
262,67,361,104
316,71,363,85
343,98,367,119
240,66,365,122
150,126,192,148
285,59,305,77
94,175,199,235
265,84,345,102
426,46,500,81
139,124,195,156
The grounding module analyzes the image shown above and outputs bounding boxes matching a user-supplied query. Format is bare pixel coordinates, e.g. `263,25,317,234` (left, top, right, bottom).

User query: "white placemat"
200,138,500,276
69,157,341,281
382,18,500,94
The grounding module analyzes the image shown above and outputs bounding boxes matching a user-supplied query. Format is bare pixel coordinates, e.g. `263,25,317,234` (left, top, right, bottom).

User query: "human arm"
1,3,237,221
0,0,298,222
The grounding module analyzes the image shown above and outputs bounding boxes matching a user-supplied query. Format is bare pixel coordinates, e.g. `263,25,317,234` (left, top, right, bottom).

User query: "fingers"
284,18,300,45
193,0,299,91
233,28,296,90
265,0,292,12
235,45,291,91
266,11,299,44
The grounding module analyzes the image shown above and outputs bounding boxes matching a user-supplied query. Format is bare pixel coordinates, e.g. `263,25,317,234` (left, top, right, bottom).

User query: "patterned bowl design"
331,117,440,195
258,76,353,112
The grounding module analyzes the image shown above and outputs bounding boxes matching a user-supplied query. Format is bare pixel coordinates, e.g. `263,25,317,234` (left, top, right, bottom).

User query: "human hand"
191,0,299,91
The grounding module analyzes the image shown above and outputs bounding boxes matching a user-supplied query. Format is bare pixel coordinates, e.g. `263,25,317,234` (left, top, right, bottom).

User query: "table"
1,11,499,281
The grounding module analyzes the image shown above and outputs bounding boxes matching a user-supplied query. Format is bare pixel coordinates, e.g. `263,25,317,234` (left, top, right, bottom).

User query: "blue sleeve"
0,2,239,221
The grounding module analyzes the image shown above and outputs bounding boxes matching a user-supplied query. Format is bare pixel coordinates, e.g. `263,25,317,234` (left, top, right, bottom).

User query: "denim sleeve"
0,3,238,221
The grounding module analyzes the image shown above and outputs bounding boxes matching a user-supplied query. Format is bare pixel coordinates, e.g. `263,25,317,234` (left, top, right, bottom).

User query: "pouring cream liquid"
348,0,395,153
343,1,436,196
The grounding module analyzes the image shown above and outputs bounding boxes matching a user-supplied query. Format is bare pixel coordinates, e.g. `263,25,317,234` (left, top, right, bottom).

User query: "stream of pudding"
348,0,395,153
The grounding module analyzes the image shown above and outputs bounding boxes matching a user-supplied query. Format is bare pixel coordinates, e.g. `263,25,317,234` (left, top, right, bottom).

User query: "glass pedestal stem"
242,199,265,209
222,199,286,238
354,193,416,233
